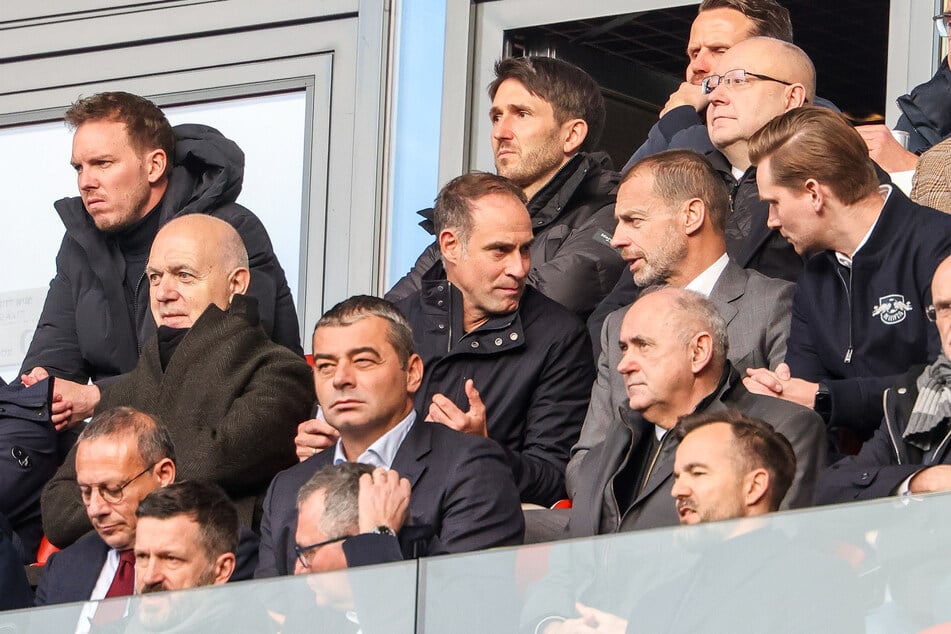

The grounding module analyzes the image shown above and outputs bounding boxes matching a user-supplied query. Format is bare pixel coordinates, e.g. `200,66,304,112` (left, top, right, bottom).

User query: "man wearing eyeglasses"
35,408,259,612
819,254,951,503
35,407,174,608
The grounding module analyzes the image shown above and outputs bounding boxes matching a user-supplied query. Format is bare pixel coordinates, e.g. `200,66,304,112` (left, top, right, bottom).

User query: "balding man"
41,214,314,548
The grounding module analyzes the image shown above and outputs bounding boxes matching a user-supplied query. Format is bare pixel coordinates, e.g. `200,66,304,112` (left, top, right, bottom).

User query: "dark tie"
105,549,136,598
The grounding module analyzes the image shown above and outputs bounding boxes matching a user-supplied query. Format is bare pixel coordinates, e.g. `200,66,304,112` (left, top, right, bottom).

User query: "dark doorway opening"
504,1,890,170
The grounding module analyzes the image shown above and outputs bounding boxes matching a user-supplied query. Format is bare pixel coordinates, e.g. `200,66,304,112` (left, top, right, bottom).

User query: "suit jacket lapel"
708,260,746,327
391,420,429,487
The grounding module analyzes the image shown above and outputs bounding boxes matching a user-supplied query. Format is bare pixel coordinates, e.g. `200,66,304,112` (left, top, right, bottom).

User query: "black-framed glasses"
294,535,352,569
78,464,154,505
926,303,951,322
701,69,794,95
935,13,951,38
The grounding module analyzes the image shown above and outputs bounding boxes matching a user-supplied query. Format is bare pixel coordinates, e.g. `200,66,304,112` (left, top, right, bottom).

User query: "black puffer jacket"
20,124,302,383
386,152,624,319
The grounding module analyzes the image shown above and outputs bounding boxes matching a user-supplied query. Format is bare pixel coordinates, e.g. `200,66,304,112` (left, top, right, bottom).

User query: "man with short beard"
129,481,270,633
564,150,793,499
386,56,623,319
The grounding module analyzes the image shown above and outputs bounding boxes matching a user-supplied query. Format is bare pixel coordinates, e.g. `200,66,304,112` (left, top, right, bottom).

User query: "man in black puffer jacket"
19,92,301,432
386,56,623,321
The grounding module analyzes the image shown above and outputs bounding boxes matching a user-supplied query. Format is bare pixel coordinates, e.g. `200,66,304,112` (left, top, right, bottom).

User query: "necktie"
105,549,136,598
93,549,136,625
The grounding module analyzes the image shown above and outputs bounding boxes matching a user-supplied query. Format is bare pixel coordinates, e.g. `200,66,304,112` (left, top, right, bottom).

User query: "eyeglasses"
78,465,154,505
926,303,951,322
294,535,352,569
701,69,794,95
935,13,951,38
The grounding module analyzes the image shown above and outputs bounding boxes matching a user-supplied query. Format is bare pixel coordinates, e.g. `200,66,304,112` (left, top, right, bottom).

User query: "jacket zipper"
132,270,147,355
883,389,902,465
834,265,854,364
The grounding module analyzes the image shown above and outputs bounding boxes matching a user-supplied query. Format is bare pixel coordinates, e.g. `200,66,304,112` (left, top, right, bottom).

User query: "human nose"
492,113,514,141
505,250,530,279
689,50,713,82
617,349,639,376
332,361,356,389
85,487,111,518
138,556,164,588
152,275,178,302
766,204,781,229
294,557,308,576
610,224,630,250
77,167,97,191
671,475,690,499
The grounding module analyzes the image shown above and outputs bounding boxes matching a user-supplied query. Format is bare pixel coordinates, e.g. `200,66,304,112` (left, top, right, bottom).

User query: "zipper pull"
844,347,853,364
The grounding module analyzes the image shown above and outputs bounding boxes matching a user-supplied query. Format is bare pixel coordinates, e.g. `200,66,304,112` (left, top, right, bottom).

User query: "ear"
144,149,167,185
689,331,714,374
682,198,706,236
783,84,807,111
229,267,251,298
211,552,236,585
404,353,424,395
744,468,771,508
561,118,588,155
438,229,462,265
154,457,176,487
803,178,824,212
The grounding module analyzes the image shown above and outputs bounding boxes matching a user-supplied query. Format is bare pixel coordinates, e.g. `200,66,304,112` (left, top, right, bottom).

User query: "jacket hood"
160,123,245,222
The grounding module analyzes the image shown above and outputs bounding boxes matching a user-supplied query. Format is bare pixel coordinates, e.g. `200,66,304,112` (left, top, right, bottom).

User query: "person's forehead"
296,490,329,539
617,172,660,206
468,194,532,233
76,435,141,479
690,7,753,43
313,317,394,355
150,228,216,267
136,515,201,553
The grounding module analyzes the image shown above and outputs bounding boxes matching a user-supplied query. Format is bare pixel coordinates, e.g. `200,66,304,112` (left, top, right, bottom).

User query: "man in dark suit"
568,288,824,537
567,149,794,499
255,295,524,578
35,407,177,606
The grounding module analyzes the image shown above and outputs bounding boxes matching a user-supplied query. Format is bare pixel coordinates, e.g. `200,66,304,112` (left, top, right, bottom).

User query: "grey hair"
78,406,177,466
296,462,375,537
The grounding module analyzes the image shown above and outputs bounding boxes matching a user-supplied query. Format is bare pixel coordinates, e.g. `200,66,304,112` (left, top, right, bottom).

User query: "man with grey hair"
256,295,523,578
293,462,409,575
565,286,823,538
41,214,314,548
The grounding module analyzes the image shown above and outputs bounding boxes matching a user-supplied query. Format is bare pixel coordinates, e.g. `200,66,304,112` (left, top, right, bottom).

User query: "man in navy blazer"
255,295,524,578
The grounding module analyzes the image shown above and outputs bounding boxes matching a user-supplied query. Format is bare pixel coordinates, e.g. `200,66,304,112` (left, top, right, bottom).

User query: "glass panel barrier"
422,491,951,634
7,492,951,632
2,558,418,633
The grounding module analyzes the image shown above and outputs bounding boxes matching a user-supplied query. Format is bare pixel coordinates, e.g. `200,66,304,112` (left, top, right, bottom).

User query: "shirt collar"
333,410,416,468
684,253,730,297
834,184,891,268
